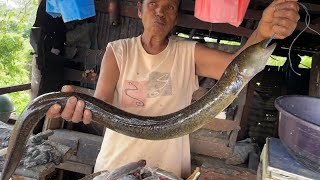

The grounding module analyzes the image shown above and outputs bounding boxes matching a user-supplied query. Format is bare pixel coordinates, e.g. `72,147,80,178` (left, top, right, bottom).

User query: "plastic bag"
194,0,250,27
46,0,96,23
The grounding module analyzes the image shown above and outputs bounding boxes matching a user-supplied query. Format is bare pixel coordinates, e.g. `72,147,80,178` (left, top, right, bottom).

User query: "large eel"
0,40,276,180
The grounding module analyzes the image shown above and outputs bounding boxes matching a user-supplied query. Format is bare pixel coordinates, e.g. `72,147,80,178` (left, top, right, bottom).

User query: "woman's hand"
257,0,300,39
46,85,92,124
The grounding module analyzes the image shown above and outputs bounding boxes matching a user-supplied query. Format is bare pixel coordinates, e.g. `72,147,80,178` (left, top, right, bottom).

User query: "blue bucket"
46,0,96,22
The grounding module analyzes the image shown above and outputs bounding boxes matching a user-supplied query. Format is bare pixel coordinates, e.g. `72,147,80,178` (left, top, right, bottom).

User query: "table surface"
267,138,320,180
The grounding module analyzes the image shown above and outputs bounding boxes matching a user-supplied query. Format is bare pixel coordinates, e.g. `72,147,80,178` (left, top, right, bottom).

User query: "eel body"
0,40,275,180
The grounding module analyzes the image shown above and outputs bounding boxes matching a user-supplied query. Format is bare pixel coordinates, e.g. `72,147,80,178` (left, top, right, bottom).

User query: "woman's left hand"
257,0,300,40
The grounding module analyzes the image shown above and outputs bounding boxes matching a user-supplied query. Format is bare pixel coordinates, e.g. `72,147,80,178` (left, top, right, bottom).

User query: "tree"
0,0,38,115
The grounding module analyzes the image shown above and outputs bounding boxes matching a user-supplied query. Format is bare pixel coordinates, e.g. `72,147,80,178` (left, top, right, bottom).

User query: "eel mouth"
262,39,277,50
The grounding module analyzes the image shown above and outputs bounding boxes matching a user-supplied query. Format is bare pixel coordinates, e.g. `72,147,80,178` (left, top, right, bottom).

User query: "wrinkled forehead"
140,0,181,6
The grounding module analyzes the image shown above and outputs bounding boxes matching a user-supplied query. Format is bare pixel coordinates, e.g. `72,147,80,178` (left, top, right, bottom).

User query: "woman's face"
138,0,180,37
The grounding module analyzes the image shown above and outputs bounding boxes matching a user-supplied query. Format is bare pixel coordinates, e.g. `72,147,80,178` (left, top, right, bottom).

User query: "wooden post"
31,55,41,100
309,53,320,97
234,17,256,141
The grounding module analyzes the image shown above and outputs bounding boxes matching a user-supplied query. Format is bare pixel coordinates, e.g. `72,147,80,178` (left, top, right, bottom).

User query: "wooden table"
0,122,74,180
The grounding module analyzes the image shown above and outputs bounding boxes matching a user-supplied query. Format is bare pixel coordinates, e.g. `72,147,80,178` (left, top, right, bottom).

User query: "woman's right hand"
46,85,92,124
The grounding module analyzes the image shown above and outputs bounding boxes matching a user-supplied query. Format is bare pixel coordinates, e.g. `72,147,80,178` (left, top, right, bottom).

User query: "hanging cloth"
194,0,250,27
46,0,96,23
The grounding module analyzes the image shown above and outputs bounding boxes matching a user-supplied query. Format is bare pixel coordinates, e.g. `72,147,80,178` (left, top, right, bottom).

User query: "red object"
194,0,250,27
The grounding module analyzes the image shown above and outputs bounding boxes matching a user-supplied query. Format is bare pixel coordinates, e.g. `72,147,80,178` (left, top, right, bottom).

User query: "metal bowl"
275,95,320,172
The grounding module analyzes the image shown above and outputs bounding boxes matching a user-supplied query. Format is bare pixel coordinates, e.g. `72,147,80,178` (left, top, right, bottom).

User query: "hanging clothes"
46,0,96,23
194,0,250,27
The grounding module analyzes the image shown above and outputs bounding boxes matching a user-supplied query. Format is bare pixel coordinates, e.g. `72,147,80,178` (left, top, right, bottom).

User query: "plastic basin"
275,95,320,172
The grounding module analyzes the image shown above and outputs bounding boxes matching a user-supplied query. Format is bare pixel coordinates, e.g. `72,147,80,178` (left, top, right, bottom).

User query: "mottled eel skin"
1,41,275,180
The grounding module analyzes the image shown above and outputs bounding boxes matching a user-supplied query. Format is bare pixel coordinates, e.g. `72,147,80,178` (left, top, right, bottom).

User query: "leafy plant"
0,0,37,115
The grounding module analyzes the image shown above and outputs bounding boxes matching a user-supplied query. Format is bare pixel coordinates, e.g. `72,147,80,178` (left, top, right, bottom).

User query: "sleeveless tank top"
94,35,198,178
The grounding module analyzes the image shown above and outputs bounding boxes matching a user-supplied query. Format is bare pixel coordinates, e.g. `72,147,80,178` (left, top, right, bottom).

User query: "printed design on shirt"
122,80,147,108
122,72,172,108
148,72,172,98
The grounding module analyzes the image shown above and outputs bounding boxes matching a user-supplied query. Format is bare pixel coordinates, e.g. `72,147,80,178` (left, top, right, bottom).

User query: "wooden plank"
14,163,55,180
202,118,239,132
193,154,256,180
49,129,103,166
42,87,96,131
190,126,233,159
250,0,320,14
237,75,259,140
0,83,31,95
190,137,233,159
309,53,320,97
12,141,73,179
177,14,253,37
43,117,64,131
228,86,247,147
31,55,41,100
56,161,93,175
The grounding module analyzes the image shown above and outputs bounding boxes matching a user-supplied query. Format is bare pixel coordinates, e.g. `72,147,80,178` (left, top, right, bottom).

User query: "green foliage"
220,40,241,46
266,55,287,67
0,0,38,115
299,55,312,69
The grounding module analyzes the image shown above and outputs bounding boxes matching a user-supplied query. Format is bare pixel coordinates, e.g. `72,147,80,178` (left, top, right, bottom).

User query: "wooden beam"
297,21,320,35
249,0,320,14
237,75,259,140
0,83,31,95
180,0,194,12
228,86,247,148
95,1,320,37
180,0,320,35
309,53,320,97
245,12,320,35
56,161,93,175
202,118,240,132
95,1,138,18
312,17,320,25
177,14,253,37
31,55,41,100
95,1,254,37
181,0,320,15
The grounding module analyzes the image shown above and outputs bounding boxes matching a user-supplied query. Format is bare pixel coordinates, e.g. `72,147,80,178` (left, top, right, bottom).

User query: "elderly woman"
47,0,299,178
